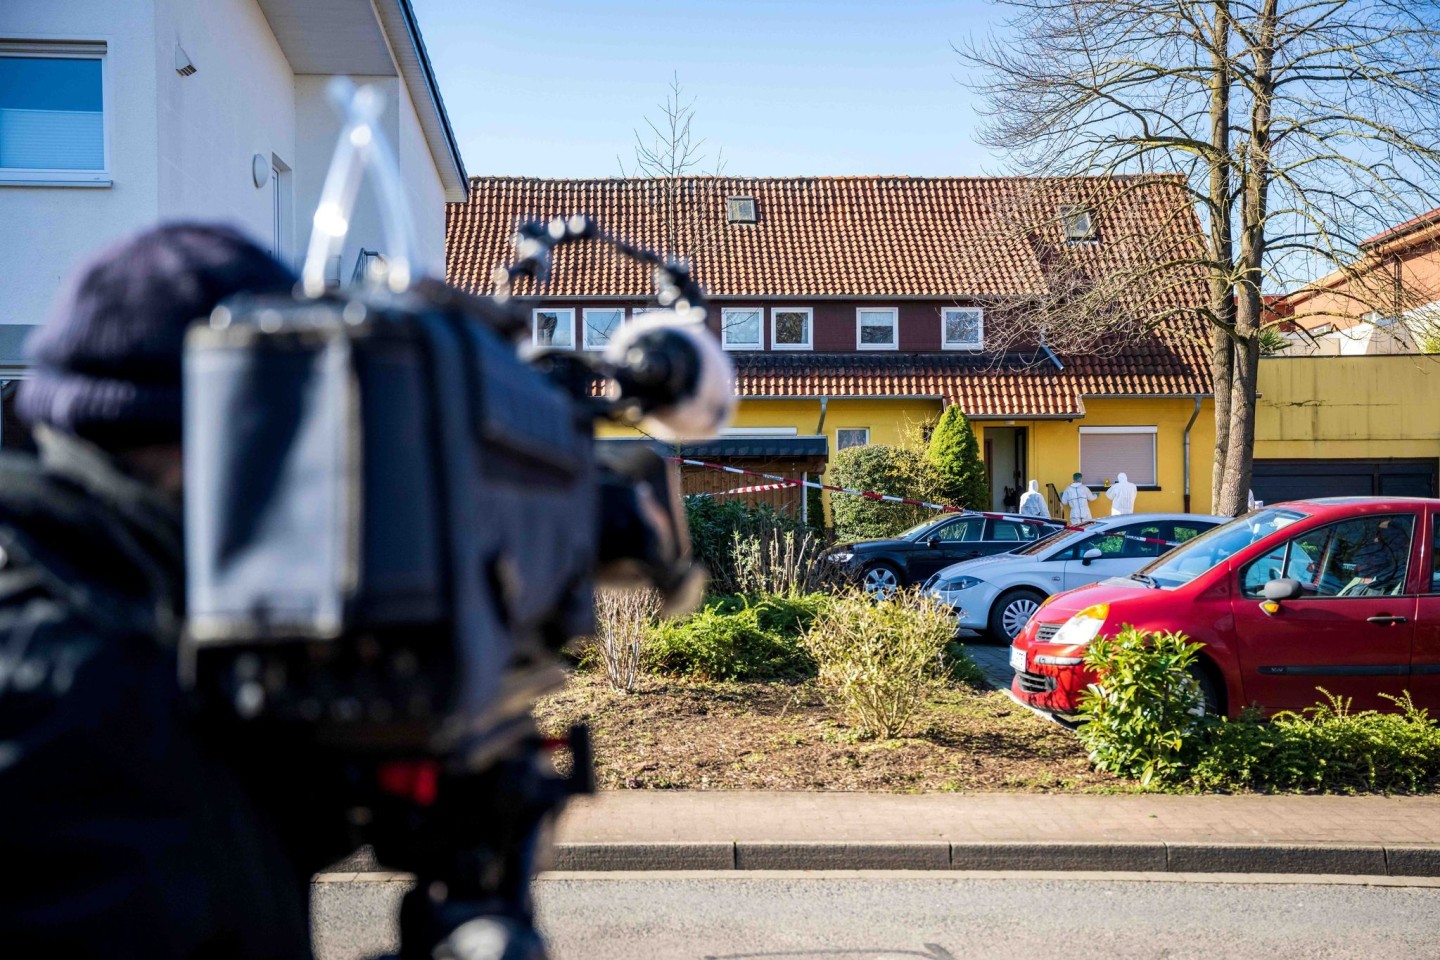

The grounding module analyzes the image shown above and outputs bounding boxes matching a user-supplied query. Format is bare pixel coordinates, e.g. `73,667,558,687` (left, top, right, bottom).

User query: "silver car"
924,513,1226,642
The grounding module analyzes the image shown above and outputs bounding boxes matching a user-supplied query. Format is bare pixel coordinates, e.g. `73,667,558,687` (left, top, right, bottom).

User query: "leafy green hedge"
684,497,808,595
1077,628,1440,792
827,445,940,542
643,593,832,681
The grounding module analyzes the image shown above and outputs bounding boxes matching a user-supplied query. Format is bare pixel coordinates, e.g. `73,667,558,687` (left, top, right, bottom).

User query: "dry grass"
534,673,1122,792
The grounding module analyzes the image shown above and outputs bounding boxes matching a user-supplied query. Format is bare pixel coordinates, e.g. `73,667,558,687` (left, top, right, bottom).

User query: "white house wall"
396,77,447,277
1,0,454,332
153,0,297,260
0,0,162,327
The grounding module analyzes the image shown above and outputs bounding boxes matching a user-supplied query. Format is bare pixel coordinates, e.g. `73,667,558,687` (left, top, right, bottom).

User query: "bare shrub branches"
592,588,664,693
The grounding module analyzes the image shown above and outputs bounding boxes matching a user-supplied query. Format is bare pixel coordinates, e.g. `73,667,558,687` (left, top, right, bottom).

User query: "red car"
1010,497,1440,718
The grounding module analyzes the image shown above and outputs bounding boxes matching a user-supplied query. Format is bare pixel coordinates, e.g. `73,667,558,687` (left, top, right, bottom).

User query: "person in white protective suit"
1018,479,1049,518
1060,472,1097,523
1106,472,1138,516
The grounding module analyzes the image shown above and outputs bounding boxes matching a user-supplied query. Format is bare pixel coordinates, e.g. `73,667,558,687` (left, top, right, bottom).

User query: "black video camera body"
183,265,726,767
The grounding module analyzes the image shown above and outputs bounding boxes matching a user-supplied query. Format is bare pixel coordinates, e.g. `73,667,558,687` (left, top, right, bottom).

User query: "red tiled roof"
1361,205,1440,250
733,353,1085,417
447,175,1212,415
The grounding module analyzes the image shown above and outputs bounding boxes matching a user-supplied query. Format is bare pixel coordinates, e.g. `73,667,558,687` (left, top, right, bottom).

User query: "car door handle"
1367,615,1408,625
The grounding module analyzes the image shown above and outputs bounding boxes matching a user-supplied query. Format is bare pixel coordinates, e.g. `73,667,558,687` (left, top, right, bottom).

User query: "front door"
1230,514,1419,714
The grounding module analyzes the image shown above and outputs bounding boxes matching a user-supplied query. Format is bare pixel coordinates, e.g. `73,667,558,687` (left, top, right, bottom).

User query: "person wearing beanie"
0,224,348,958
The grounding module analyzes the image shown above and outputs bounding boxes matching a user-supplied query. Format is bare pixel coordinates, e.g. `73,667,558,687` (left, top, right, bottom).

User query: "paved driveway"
957,632,1014,690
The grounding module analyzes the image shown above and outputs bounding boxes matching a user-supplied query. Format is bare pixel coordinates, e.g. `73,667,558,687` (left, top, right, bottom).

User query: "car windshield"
898,517,948,540
1011,521,1096,556
1136,507,1309,589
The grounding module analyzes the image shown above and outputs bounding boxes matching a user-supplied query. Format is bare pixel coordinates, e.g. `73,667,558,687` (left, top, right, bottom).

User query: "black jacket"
0,432,346,958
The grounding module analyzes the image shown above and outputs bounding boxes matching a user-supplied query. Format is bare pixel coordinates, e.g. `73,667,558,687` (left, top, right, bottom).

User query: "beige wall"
1256,355,1440,461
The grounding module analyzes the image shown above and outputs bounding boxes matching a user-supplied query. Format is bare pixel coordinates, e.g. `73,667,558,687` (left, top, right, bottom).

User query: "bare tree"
960,0,1440,514
618,72,728,254
611,73,737,345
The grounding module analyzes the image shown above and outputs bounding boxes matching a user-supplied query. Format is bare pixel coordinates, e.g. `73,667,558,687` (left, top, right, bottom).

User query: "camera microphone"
605,311,735,441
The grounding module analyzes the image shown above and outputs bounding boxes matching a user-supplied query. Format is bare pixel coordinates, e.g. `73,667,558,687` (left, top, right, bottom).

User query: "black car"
827,513,1066,597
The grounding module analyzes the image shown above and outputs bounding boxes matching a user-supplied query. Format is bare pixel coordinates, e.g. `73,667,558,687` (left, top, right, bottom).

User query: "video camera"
179,81,734,959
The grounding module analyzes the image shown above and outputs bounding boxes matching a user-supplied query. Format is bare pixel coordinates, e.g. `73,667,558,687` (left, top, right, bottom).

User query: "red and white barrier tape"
673,457,1182,548
710,480,801,496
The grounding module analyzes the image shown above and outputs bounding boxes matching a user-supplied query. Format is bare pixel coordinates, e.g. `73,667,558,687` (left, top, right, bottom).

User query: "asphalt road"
311,872,1440,960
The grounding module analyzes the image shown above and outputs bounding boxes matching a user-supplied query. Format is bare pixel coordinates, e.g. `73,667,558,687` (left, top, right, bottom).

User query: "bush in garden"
827,444,942,542
1192,693,1440,794
801,589,954,739
684,497,807,594
589,588,663,693
731,528,843,597
642,593,831,681
1075,628,1207,786
926,406,990,510
1076,629,1440,792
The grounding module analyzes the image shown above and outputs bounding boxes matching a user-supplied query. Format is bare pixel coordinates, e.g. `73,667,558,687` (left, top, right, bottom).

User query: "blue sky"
409,0,1008,178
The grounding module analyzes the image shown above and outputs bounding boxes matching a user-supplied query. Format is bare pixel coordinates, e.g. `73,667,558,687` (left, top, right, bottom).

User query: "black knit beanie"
18,223,296,447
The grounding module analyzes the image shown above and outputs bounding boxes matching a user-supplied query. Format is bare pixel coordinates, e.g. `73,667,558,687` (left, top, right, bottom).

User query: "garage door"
1252,458,1438,505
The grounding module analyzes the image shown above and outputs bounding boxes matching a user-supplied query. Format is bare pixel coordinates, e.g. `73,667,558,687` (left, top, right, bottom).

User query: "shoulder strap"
0,454,163,638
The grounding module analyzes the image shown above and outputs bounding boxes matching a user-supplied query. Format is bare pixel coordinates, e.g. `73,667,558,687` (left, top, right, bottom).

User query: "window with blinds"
1079,427,1157,486
0,45,106,179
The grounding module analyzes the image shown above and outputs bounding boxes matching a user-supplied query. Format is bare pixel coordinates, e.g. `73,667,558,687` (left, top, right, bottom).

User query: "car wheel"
862,562,902,599
1188,663,1224,717
988,588,1046,643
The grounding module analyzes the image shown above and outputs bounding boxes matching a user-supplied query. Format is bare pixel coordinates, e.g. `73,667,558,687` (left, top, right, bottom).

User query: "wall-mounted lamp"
252,154,271,189
174,44,197,77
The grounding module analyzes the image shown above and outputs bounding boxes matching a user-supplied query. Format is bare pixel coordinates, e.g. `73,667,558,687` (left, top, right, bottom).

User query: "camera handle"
301,78,420,297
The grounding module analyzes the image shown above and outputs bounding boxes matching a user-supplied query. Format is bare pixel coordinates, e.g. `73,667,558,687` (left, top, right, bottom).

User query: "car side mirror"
1262,578,1303,602
926,536,941,549
1081,547,1103,566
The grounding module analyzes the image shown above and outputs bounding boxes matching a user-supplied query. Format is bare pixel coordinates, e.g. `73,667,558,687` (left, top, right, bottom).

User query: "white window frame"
582,307,626,352
941,306,984,351
770,306,813,351
0,40,111,187
726,195,757,223
531,307,576,350
837,428,870,450
1059,203,1097,242
721,306,763,351
1078,425,1158,487
856,307,898,351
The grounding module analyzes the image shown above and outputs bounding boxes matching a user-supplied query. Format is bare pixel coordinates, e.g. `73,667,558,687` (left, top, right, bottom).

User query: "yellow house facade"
603,392,1217,521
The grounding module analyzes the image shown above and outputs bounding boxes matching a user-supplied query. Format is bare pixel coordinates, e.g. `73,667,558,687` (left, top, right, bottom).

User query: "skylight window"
1059,204,1097,242
726,195,757,224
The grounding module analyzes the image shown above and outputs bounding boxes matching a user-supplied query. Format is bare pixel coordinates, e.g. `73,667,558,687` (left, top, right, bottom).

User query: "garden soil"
534,674,1119,792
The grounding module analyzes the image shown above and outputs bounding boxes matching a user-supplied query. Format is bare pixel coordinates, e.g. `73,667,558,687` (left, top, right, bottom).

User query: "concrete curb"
548,841,1440,877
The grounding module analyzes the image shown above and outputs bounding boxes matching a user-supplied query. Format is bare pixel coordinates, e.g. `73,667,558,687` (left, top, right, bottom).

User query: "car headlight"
830,551,855,563
937,576,983,591
1050,603,1109,646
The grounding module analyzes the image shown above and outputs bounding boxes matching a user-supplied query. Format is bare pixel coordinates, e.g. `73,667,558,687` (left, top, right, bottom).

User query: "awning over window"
601,435,828,459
